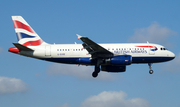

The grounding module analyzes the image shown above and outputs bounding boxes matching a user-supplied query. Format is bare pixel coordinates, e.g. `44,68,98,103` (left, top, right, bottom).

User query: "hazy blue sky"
0,0,180,107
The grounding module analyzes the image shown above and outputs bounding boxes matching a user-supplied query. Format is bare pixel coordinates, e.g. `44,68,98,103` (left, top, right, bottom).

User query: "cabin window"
57,49,59,51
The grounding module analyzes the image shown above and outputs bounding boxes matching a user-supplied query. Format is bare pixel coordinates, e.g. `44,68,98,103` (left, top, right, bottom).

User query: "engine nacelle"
101,65,126,72
106,55,132,65
78,57,92,64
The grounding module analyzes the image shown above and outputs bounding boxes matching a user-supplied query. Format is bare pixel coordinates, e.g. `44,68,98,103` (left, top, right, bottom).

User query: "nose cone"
169,51,175,60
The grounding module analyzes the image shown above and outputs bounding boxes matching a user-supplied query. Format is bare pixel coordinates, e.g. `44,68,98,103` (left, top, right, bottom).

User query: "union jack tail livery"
12,16,45,46
9,16,48,53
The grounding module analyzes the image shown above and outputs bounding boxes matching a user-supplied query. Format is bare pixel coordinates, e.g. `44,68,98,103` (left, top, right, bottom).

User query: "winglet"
76,34,82,40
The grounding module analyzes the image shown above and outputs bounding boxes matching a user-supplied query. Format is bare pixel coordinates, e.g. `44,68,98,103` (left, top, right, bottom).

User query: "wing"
77,34,113,59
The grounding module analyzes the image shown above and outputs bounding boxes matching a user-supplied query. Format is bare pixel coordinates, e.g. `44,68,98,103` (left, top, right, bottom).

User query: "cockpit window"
160,47,168,50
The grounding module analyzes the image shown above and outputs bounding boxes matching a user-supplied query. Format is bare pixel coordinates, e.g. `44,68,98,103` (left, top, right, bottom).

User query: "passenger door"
45,45,51,56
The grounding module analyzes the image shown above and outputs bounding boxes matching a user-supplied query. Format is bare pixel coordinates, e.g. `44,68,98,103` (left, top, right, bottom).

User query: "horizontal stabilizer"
13,43,33,51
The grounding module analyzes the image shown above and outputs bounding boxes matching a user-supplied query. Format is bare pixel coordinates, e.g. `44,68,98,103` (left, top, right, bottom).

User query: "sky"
0,0,180,107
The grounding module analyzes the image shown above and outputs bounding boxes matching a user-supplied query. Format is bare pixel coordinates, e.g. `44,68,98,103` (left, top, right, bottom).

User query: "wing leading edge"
77,34,113,59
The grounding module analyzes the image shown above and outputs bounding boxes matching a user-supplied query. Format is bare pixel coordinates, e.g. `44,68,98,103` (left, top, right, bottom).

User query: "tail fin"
12,16,46,46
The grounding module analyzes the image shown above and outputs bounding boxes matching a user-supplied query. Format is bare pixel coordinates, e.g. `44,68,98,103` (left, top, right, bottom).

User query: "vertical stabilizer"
12,16,46,46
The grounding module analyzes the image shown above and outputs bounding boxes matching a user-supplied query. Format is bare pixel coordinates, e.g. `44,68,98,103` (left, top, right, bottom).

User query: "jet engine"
101,65,126,72
106,55,132,65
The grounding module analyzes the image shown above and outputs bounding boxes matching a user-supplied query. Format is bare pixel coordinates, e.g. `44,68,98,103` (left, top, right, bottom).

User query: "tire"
92,72,98,77
149,70,153,74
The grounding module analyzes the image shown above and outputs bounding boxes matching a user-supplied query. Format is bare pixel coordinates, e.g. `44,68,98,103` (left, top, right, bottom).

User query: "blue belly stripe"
41,56,174,64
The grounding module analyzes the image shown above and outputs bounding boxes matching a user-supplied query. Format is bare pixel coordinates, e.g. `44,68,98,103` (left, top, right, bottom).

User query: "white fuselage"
10,16,175,76
21,43,175,65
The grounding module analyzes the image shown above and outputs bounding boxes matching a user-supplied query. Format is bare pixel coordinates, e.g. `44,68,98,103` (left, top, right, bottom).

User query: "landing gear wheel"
92,59,103,78
149,70,153,74
148,63,154,74
92,72,98,78
92,65,101,78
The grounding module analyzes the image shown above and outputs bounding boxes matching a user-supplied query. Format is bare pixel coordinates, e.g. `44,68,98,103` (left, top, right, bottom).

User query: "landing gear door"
45,46,51,56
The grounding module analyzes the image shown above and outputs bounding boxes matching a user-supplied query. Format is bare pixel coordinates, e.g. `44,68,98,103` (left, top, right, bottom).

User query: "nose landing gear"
149,70,153,74
148,63,153,74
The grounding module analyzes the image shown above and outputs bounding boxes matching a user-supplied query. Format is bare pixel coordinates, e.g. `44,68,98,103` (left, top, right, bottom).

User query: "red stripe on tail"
23,39,43,46
13,20,36,34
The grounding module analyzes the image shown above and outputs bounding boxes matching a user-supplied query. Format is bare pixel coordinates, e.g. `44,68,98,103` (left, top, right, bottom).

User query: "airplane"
9,16,175,77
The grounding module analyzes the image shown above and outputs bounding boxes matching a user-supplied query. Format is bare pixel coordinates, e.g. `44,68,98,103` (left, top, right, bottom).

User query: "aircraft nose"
169,51,175,60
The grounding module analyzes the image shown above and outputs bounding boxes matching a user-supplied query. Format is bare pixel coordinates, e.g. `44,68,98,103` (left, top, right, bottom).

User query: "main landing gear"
148,63,153,74
92,59,103,78
92,66,100,77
